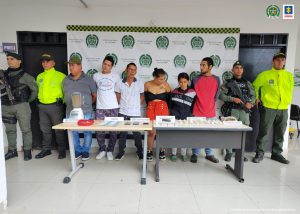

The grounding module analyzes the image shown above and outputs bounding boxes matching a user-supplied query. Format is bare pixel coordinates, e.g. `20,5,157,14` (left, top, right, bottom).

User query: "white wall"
0,0,299,150
0,100,8,209
293,25,300,106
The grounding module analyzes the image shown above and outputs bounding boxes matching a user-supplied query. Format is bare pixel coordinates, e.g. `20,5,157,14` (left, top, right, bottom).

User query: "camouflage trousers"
226,108,250,154
2,102,32,150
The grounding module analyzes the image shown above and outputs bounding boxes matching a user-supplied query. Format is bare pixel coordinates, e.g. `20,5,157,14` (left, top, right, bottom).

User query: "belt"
38,101,56,105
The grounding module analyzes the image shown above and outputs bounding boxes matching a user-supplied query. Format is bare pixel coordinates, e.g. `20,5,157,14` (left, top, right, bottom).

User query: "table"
52,120,152,184
154,121,252,183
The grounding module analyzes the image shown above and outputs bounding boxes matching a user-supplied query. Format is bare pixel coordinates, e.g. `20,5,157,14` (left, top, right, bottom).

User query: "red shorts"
146,100,169,121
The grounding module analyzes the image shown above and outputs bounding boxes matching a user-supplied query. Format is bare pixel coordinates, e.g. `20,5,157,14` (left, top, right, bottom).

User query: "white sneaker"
96,151,106,160
107,152,114,161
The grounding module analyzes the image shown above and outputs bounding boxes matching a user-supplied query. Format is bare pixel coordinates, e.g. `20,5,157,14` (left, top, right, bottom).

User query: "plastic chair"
290,104,300,138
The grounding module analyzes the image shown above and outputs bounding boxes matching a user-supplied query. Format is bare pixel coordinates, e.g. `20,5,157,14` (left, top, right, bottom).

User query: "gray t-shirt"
63,73,97,115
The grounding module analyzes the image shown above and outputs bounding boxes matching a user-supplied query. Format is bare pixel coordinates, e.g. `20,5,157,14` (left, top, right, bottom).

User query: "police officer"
35,54,67,159
252,53,294,164
220,61,256,162
1,52,38,161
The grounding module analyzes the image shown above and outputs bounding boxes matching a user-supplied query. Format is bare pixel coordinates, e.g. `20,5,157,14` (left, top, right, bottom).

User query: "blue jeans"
72,113,93,154
192,148,213,156
192,117,215,156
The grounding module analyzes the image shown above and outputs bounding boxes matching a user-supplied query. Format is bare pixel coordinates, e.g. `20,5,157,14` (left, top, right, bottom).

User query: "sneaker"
96,151,106,160
190,154,198,163
81,152,90,161
159,150,166,160
205,155,219,163
75,152,82,160
181,155,188,162
107,152,114,161
115,152,124,161
271,154,289,164
224,153,232,162
147,150,153,161
170,154,177,162
252,153,264,163
136,151,143,160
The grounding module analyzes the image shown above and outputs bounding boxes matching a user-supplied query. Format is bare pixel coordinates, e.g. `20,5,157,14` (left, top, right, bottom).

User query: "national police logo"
222,71,233,82
266,5,280,18
70,52,82,61
86,34,99,48
191,36,204,49
224,37,236,49
210,55,221,67
190,71,201,81
122,35,135,48
139,54,152,67
174,55,187,68
121,70,127,79
156,36,169,49
105,53,118,66
165,72,169,81
86,69,98,78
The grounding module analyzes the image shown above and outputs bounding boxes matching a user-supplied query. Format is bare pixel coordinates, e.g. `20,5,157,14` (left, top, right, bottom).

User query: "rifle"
227,80,251,113
0,69,15,104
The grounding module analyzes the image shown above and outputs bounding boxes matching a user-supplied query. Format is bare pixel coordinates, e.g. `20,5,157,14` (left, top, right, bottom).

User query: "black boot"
24,150,32,161
58,150,66,159
224,153,232,162
35,150,51,159
271,154,289,164
252,153,264,163
5,150,18,160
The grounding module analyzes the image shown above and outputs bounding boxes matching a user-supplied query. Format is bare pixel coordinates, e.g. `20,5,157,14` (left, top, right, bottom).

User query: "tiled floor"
1,139,300,214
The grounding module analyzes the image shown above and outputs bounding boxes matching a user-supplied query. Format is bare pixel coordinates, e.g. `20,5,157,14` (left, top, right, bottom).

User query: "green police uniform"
220,76,256,154
36,64,66,159
1,67,38,152
253,67,294,156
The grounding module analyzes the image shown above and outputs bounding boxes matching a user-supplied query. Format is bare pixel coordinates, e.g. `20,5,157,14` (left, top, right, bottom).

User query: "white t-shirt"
93,72,120,109
115,78,144,116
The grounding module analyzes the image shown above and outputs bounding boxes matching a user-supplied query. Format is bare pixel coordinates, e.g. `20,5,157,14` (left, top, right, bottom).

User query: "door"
238,33,288,152
18,32,68,149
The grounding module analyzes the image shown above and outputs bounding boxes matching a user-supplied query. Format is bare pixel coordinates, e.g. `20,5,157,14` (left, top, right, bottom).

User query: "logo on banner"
121,70,127,79
283,5,294,19
191,36,204,49
174,55,187,68
156,36,169,49
139,54,152,67
210,55,221,67
122,35,135,48
86,34,99,48
165,72,169,81
105,53,118,66
224,37,236,49
86,69,98,78
266,5,280,18
70,52,82,61
222,71,233,82
190,71,201,81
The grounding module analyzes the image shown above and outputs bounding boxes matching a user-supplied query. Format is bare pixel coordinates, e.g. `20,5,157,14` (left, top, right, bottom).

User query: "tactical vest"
1,69,30,105
226,78,251,108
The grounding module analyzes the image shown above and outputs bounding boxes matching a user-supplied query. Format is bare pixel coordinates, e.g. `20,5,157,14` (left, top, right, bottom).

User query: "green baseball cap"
232,60,243,68
66,55,82,64
40,53,54,61
273,53,286,60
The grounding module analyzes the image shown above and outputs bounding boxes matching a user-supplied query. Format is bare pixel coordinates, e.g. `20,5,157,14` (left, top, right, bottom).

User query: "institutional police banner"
67,25,240,114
